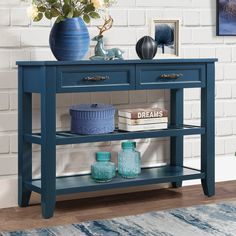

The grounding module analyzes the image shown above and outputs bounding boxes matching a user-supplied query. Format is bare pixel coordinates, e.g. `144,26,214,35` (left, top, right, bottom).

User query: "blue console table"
17,59,217,219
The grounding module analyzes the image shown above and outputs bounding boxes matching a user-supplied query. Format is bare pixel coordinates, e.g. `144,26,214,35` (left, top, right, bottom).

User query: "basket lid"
70,104,115,112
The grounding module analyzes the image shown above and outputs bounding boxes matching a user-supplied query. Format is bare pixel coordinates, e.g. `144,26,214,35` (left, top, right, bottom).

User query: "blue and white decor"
90,35,124,60
49,17,90,61
2,201,236,235
217,0,236,36
151,19,179,57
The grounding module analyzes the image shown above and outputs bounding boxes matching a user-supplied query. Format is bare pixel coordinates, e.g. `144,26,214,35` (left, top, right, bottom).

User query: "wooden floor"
0,181,236,232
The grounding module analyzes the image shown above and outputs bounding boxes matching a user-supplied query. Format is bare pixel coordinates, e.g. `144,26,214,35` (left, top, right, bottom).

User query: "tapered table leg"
18,66,32,207
40,67,57,218
201,63,215,197
170,89,184,188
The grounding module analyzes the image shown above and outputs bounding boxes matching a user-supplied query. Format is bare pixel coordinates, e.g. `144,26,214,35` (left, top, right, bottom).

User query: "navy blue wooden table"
17,59,217,219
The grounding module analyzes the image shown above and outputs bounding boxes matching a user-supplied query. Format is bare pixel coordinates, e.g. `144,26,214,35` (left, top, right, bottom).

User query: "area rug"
1,201,236,236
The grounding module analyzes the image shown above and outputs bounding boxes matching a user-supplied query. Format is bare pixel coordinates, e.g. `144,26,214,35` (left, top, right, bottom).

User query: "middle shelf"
24,124,205,145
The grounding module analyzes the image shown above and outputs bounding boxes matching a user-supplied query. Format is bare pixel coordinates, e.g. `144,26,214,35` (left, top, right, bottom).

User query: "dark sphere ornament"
136,36,157,60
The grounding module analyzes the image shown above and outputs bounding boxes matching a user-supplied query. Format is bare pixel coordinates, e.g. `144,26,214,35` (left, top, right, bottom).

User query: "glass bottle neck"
123,148,135,151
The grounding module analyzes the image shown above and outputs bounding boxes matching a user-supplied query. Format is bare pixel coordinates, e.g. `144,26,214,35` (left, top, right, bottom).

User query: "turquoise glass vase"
91,152,116,183
118,141,141,178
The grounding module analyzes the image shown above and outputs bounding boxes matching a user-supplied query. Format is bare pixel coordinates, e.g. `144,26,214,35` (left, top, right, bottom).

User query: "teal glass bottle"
91,152,116,182
118,141,141,178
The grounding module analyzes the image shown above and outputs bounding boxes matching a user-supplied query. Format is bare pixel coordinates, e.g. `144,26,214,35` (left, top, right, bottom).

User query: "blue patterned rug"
1,201,236,236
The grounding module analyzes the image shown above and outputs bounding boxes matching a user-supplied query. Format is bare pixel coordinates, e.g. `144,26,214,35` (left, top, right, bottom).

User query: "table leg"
201,63,215,197
18,77,32,207
170,89,184,188
41,67,56,218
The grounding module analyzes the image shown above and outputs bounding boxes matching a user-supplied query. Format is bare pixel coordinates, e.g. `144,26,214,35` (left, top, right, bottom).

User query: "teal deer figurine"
90,16,124,60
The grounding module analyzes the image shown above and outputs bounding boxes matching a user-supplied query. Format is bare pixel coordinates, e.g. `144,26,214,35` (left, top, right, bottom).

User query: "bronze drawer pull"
83,76,110,82
160,73,183,79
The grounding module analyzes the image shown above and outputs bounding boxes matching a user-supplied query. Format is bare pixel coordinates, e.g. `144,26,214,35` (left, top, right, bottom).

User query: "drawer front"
57,65,135,92
136,64,206,89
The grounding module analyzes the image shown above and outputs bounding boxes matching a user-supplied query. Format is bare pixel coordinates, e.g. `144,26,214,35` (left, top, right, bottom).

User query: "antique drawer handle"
160,73,183,79
83,76,110,82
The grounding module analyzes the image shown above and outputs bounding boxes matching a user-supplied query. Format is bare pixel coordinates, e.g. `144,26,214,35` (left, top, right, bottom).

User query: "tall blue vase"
49,17,90,61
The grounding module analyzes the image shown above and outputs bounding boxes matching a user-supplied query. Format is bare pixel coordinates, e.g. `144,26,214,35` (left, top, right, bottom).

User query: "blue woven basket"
70,104,115,135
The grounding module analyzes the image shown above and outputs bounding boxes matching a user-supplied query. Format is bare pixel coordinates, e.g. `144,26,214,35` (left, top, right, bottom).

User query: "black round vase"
136,36,157,60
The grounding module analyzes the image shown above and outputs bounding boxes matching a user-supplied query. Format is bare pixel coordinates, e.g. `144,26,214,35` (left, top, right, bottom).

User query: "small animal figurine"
90,16,124,60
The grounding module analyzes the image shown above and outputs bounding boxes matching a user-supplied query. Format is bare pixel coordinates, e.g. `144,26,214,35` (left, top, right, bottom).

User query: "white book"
118,122,168,132
118,116,168,125
118,108,168,119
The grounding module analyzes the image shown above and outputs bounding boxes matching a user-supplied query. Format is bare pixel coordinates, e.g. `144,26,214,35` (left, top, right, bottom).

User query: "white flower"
27,4,38,19
91,0,104,9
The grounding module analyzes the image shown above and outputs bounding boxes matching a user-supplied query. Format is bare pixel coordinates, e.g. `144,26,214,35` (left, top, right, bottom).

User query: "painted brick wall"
0,0,236,208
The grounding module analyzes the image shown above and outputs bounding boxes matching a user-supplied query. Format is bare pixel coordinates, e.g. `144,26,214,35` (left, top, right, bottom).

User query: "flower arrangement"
24,0,116,23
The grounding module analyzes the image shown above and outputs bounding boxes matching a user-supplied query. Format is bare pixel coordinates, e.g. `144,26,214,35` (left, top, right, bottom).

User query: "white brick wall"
183,11,200,26
11,8,30,26
0,8,10,26
0,0,236,208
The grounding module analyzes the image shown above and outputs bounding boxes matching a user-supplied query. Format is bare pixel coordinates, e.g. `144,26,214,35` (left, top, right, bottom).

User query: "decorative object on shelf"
49,17,90,61
217,0,236,35
151,19,180,57
24,0,116,61
118,141,141,178
136,36,157,60
118,107,168,131
118,107,168,119
90,15,124,60
91,152,116,182
70,104,115,135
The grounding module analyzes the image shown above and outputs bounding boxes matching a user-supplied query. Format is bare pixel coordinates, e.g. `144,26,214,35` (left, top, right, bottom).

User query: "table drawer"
57,65,135,92
136,64,206,89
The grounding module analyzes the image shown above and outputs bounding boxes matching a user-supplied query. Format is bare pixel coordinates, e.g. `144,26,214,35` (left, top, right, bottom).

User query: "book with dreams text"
118,108,168,119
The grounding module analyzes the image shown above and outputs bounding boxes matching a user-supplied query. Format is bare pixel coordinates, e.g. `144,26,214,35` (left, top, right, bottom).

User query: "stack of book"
118,107,168,132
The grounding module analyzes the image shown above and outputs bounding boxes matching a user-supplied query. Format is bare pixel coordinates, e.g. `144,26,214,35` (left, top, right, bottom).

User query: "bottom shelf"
26,165,205,196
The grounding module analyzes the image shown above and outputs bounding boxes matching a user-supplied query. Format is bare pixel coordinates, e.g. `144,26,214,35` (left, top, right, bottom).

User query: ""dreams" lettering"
137,111,164,119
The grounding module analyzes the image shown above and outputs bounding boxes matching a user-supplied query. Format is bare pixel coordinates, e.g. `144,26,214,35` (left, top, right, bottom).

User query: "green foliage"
45,9,53,19
56,15,65,23
84,4,95,13
89,11,100,19
47,0,57,3
34,12,43,21
62,4,70,15
28,0,115,23
83,14,90,23
38,6,46,12
51,7,60,17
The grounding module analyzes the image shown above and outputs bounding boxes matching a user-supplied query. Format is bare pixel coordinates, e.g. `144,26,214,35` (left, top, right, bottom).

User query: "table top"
16,58,218,66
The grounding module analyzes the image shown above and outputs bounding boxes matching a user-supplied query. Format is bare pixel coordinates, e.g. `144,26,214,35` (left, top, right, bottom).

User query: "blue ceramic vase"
49,17,90,61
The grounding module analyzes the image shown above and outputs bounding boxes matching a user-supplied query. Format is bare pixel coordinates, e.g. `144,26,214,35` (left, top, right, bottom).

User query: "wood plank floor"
0,181,236,232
